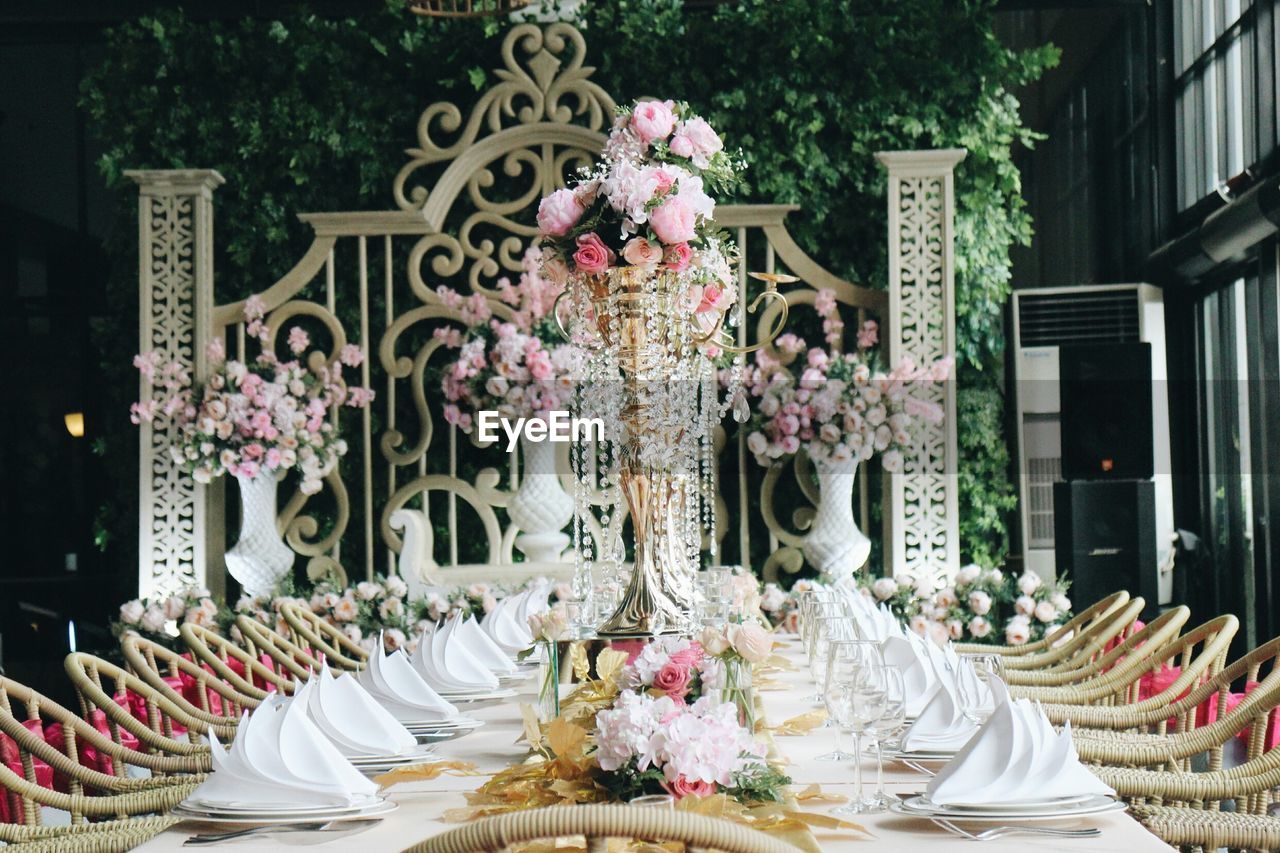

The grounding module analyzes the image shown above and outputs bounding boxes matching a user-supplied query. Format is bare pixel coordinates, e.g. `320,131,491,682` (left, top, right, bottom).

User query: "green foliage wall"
82,0,1056,573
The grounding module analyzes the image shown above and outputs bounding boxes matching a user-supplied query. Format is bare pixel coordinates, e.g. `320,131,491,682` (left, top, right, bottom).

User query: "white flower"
119,599,145,625
871,577,898,601
935,587,958,608
1051,593,1071,613
1017,572,1042,596
356,581,383,601
946,619,964,640
1005,619,1031,645
908,614,929,637
955,565,982,587
1034,601,1058,623
1015,595,1036,616
384,575,409,598
163,595,186,620
967,616,991,638
140,606,167,634
967,590,992,616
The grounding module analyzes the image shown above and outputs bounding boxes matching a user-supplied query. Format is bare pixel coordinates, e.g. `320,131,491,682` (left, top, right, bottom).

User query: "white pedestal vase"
225,472,295,598
509,436,573,562
802,458,872,581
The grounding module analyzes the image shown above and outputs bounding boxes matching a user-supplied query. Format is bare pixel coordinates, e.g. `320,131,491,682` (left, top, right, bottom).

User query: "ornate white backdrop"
127,24,963,598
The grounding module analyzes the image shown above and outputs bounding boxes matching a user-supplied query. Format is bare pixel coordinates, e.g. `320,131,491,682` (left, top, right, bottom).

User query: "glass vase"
536,640,560,722
724,657,756,732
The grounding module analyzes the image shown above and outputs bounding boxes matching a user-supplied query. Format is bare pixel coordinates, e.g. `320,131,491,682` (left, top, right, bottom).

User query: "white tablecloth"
137,638,1174,851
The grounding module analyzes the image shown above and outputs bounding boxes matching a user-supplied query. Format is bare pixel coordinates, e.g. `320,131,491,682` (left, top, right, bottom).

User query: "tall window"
1173,0,1258,209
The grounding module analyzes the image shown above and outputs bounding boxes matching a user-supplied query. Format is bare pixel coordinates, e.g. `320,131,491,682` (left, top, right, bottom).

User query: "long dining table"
138,637,1175,851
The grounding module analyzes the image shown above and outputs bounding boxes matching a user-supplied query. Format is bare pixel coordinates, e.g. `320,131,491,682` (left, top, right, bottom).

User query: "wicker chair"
1128,804,1280,852
405,805,798,853
64,652,229,749
180,622,295,701
1070,634,1280,771
0,675,197,847
234,614,326,681
956,590,1133,663
1005,606,1193,703
278,602,369,672
1001,596,1148,685
121,633,264,718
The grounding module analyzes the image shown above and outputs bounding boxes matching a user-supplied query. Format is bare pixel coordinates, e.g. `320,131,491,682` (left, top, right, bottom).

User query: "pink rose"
649,197,697,244
651,662,691,700
696,282,735,313
621,236,663,268
666,776,715,799
663,242,692,271
572,232,615,275
536,188,584,237
630,100,676,144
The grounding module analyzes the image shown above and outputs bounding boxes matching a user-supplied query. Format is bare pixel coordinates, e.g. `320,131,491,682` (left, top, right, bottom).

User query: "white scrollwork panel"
876,150,965,586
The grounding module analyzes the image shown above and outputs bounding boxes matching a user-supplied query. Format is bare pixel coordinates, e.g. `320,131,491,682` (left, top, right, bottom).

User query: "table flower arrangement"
742,310,951,579
526,607,569,721
130,298,374,597
698,620,775,730
113,584,232,653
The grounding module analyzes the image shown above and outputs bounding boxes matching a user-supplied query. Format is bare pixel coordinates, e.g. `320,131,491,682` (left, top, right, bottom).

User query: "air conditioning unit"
1010,284,1174,604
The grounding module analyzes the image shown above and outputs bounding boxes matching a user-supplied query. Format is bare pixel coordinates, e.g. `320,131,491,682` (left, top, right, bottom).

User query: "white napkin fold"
456,613,518,675
881,631,940,717
413,615,501,692
356,640,460,722
899,661,977,752
482,590,536,655
299,666,417,758
926,679,1115,806
191,694,378,808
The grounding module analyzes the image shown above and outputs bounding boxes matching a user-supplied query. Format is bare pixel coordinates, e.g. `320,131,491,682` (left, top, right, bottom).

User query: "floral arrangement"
130,298,373,494
742,305,950,471
594,691,785,803
760,581,801,632
620,636,708,702
435,247,586,433
114,584,232,652
536,99,743,306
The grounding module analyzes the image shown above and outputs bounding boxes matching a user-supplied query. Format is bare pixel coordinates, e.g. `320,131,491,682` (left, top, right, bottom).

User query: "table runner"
137,640,1175,851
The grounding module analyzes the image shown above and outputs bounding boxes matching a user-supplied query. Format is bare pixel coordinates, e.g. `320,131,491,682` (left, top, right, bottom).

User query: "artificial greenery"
81,0,1056,583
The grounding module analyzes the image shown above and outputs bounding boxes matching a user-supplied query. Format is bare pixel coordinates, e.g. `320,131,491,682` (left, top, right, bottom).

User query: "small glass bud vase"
536,639,560,722
724,657,756,732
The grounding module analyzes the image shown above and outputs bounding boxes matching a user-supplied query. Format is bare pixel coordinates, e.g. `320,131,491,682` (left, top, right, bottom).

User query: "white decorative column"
875,149,965,585
127,169,225,598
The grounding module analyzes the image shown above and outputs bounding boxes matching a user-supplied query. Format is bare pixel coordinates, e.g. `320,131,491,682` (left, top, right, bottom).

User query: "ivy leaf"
467,67,486,91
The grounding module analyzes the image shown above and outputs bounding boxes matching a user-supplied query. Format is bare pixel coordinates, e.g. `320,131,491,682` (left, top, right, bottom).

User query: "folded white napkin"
192,694,378,808
298,666,417,758
926,679,1116,806
482,590,536,655
356,641,460,722
413,615,501,692
456,614,518,675
881,631,940,717
899,659,977,752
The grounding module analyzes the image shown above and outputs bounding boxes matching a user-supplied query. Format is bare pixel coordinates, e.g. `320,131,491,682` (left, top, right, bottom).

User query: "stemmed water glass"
806,616,851,704
819,640,882,761
956,653,1004,726
867,666,906,808
830,662,888,815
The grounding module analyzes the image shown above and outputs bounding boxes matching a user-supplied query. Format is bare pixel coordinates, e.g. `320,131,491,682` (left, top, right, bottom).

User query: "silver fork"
931,817,1101,842
902,759,937,777
183,819,380,846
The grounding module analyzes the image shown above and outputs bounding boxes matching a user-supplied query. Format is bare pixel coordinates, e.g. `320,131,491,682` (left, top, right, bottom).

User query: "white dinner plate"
347,745,436,765
892,794,1126,822
884,749,956,762
172,799,398,825
180,795,383,816
435,688,517,703
401,716,484,730
943,793,1096,811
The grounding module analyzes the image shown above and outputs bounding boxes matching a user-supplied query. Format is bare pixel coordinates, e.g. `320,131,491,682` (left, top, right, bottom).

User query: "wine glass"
956,653,1004,726
831,663,888,815
806,616,851,703
818,640,882,761
867,667,906,807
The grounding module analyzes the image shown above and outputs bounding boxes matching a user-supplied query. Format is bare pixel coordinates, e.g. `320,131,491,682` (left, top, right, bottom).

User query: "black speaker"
1059,342,1154,481
1053,480,1158,620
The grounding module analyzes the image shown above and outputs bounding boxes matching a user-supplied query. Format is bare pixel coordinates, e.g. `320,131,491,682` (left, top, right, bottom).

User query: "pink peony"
652,662,692,700
669,117,724,167
649,197,697,244
621,236,664,268
630,100,676,144
536,188,585,237
572,232,615,275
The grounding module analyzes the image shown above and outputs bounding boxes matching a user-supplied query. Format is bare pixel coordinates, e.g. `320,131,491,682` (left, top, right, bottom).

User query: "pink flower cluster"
622,636,706,702
131,301,373,495
594,690,764,796
536,98,740,297
742,293,951,471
